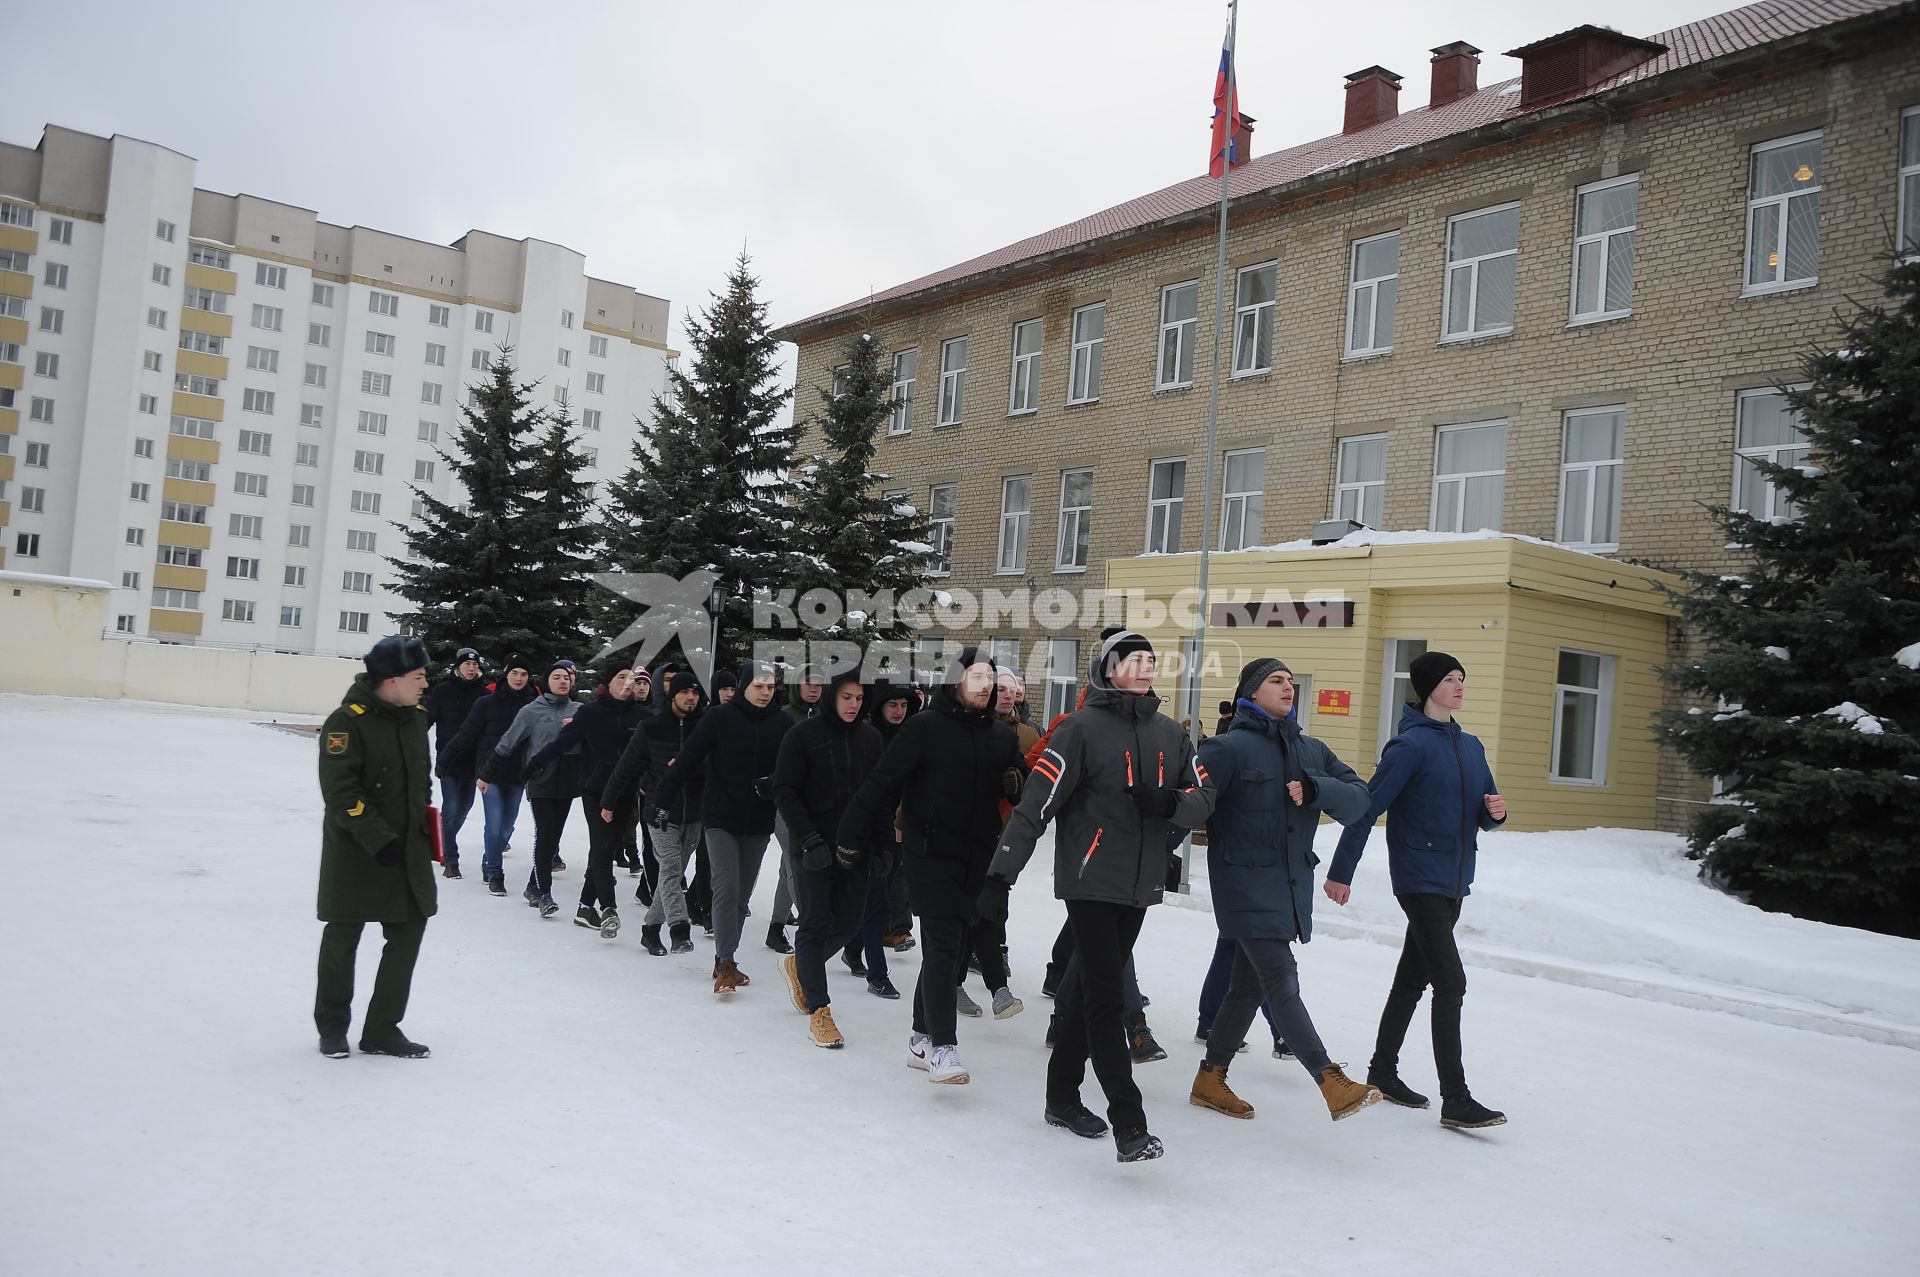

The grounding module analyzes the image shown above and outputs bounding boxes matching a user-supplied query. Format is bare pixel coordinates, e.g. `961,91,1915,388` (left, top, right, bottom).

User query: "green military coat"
316,675,438,924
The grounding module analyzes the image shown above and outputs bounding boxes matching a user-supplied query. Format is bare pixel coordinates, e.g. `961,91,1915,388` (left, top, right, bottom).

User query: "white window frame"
1733,386,1811,524
1156,281,1199,390
926,483,955,575
255,262,287,290
1067,302,1105,405
1232,261,1276,376
1045,638,1080,722
588,334,608,357
311,282,334,307
938,337,967,426
1008,320,1041,415
428,304,450,328
1442,203,1520,341
1333,433,1387,529
251,304,283,332
1379,637,1429,755
1568,175,1638,325
346,529,379,553
1055,468,1093,571
1431,421,1508,533
280,605,304,628
1558,406,1626,551
1901,107,1920,257
1145,457,1186,553
1219,447,1265,551
1345,232,1400,357
368,291,399,317
996,475,1031,574
1550,648,1615,786
365,331,395,357
889,349,917,436
1743,131,1823,296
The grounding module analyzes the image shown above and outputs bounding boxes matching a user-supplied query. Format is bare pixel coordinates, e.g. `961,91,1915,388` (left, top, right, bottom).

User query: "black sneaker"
1440,1096,1506,1129
1273,1039,1294,1060
867,976,901,1000
442,862,462,879
487,875,508,896
523,885,540,907
575,904,604,931
668,922,694,954
641,924,667,957
319,1034,350,1059
765,926,793,955
1044,1101,1108,1139
537,895,560,919
599,907,621,939
358,1034,430,1059
1195,1022,1210,1043
842,949,868,978
552,855,566,872
1368,1070,1431,1109
1113,1126,1164,1163
1126,1014,1168,1064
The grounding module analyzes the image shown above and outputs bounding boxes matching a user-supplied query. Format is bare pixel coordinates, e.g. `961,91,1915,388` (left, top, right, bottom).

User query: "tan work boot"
1318,1064,1383,1120
713,959,745,996
1189,1061,1255,1119
780,953,808,1013
808,1006,844,1049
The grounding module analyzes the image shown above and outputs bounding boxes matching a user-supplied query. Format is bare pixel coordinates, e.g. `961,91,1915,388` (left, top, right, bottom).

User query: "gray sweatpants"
770,814,797,930
643,819,701,929
705,827,771,964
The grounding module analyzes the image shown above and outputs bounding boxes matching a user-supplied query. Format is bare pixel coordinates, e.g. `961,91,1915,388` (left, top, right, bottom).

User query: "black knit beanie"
1408,651,1466,707
1234,656,1293,703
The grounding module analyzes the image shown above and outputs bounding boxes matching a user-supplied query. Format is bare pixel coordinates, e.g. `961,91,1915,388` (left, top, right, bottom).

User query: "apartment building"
777,0,1920,824
0,124,674,656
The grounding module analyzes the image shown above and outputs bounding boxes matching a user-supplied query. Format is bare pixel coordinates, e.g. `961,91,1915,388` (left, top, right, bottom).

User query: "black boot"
1126,1012,1168,1063
1367,1069,1431,1109
765,924,793,955
1044,1101,1108,1139
442,861,462,879
486,874,507,896
1113,1126,1164,1163
842,946,868,978
319,1034,349,1059
358,1033,430,1059
867,976,901,999
640,924,666,957
1440,1096,1506,1129
668,922,694,954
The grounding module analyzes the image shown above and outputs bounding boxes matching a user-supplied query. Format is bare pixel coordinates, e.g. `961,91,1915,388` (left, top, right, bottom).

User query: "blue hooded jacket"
1327,703,1504,898
1197,700,1370,942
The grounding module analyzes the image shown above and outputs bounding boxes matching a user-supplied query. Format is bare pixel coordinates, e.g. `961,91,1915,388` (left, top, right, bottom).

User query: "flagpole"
1182,0,1236,895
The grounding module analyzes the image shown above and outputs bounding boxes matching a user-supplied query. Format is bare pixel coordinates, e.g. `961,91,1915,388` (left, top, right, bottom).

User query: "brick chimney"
1231,113,1256,168
1429,42,1481,109
1505,25,1667,108
1343,66,1402,134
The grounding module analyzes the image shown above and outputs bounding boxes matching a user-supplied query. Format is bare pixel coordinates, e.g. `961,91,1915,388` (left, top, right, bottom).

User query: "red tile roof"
783,0,1913,336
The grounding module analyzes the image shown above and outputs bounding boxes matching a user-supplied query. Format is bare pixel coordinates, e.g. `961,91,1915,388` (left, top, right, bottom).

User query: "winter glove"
1129,784,1180,821
751,775,774,800
976,876,1012,925
802,834,833,871
375,840,404,867
870,845,894,878
1001,767,1025,800
646,804,670,831
834,844,865,871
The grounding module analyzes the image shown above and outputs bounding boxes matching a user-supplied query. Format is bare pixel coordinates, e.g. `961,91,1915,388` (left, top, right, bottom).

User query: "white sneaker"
928,1044,970,1085
906,1032,933,1071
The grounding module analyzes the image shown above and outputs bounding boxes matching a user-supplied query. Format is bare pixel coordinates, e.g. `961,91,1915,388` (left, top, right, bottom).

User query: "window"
237,429,271,456
126,528,147,547
307,323,331,348
15,531,43,556
1157,281,1199,388
414,458,436,482
153,587,200,611
311,282,334,306
1346,232,1400,356
428,304,449,327
291,483,315,506
557,348,572,368
246,346,279,374
1444,204,1519,339
1570,176,1637,323
1380,638,1429,749
589,334,608,358
582,448,597,468
242,388,275,414
417,419,440,444
1432,421,1508,533
49,218,72,244
1220,448,1265,550
420,382,442,405
361,371,391,397
251,304,283,331
228,514,263,539
44,262,69,289
143,351,164,372
295,442,319,466
122,570,143,591
353,449,384,475
558,308,574,330
1745,132,1822,293
138,393,158,415
34,352,58,378
1146,458,1186,552
346,529,378,553
155,220,176,242
1233,262,1276,374
304,363,327,388
1008,320,1042,414
0,202,31,227
29,396,53,422
255,263,287,290
364,331,395,357
287,524,311,548
1559,407,1625,549
40,307,63,334
424,342,446,367
1334,434,1387,529
351,490,382,515
474,310,494,333
147,308,167,330
225,556,260,580
938,337,967,426
283,564,306,586
158,544,201,567
577,410,598,433
152,264,172,287
339,610,370,634
1067,303,1105,404
1552,650,1613,784
1734,387,1810,523
1056,469,1093,570
175,372,220,397
188,244,230,268
889,349,917,435
368,291,399,317
996,476,1031,573
280,605,304,627
134,437,155,458
0,342,18,365
170,414,215,439
116,614,137,633
129,482,150,503
357,411,388,435
1045,638,1080,722
342,570,374,594
411,497,428,519
221,599,256,623
24,441,49,467
165,457,211,482
178,330,224,355
470,349,489,371
927,483,955,574
183,287,225,314
0,249,31,274
585,371,605,394
233,470,268,497
1902,108,1920,255
160,500,208,525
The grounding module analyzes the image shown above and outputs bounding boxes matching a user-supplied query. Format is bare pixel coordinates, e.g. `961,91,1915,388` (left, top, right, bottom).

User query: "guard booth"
1106,533,1685,832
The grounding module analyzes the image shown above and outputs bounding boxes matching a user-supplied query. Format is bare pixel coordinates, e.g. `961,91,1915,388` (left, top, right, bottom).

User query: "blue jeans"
438,776,478,867
480,782,525,880
1198,935,1278,1040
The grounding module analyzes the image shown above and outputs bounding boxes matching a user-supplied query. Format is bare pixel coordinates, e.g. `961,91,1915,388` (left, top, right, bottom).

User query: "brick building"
775,0,1920,827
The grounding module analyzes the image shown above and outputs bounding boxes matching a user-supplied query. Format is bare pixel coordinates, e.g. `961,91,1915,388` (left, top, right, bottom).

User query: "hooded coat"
316,676,438,924
773,675,892,857
479,691,582,800
437,680,537,780
650,687,792,835
524,687,650,806
422,672,489,758
605,686,708,826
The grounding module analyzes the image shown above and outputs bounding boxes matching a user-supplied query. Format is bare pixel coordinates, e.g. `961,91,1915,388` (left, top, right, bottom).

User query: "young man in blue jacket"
1325,651,1509,1130
1189,658,1382,1124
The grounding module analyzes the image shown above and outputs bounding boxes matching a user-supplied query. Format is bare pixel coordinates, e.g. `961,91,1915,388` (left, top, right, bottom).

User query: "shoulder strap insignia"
348,703,366,715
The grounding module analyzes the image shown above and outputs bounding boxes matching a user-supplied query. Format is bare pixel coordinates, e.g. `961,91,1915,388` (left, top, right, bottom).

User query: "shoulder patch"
346,800,366,817
348,703,366,716
325,731,350,755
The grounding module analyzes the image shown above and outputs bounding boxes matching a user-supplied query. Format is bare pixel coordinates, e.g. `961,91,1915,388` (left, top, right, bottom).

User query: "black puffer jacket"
423,673,489,756
650,694,792,835
525,690,649,806
773,701,890,858
605,704,708,825
437,682,536,779
837,683,1021,917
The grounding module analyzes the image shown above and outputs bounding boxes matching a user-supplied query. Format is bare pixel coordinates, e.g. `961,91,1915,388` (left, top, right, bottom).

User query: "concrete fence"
1,571,364,717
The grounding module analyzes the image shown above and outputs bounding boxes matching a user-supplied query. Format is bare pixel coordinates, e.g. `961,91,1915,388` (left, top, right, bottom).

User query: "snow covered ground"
3,695,1917,1275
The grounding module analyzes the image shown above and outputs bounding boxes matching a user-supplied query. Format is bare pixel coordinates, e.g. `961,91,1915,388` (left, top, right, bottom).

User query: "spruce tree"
594,252,803,668
388,349,547,661
1662,256,1920,937
516,406,599,661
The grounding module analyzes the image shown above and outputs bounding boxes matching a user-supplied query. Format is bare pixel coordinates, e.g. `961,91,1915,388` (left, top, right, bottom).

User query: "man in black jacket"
605,669,707,955
773,669,892,1048
422,646,487,879
838,648,1023,1086
437,655,536,895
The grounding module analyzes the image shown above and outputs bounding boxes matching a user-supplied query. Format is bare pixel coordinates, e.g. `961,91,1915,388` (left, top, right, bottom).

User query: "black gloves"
870,846,894,878
802,834,833,871
1297,774,1318,806
1129,784,1180,821
375,840,404,867
646,804,669,831
1001,767,1025,800
976,876,1012,925
834,845,864,871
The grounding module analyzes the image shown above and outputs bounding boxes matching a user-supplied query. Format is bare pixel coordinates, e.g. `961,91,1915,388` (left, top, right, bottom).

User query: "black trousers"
886,868,911,935
958,919,1009,992
314,898,427,1041
792,854,867,1010
1047,899,1147,1132
1372,893,1469,1101
910,913,966,1047
579,794,627,910
524,796,572,898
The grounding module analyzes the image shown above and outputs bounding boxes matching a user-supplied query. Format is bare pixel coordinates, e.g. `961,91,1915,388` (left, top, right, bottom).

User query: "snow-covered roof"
0,570,113,591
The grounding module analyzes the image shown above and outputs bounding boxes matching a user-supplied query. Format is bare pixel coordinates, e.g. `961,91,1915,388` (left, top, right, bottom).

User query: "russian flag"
1209,35,1241,178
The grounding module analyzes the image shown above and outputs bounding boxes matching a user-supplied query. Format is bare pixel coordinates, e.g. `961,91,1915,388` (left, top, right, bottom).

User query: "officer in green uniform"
315,635,438,1059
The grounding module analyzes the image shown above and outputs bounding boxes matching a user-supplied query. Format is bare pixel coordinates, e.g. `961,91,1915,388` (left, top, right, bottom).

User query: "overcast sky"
17,0,1729,373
